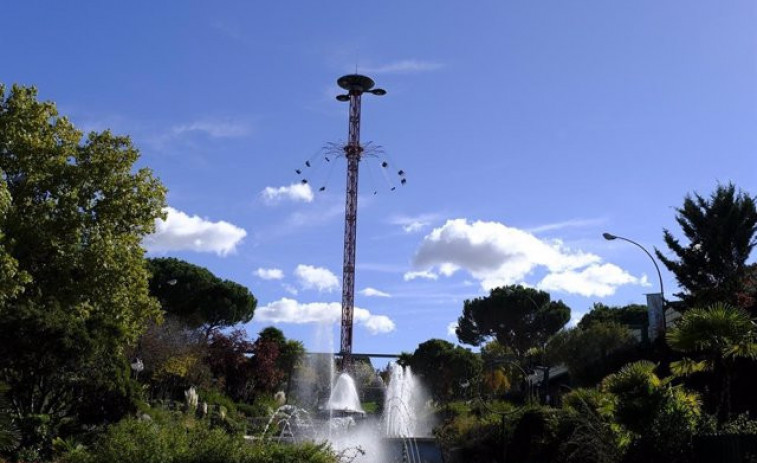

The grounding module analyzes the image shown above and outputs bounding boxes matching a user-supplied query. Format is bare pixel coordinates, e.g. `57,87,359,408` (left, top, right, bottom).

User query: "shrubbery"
59,417,337,463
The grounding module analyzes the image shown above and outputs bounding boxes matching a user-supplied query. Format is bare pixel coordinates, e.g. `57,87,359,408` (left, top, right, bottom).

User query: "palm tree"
0,383,19,453
666,302,757,420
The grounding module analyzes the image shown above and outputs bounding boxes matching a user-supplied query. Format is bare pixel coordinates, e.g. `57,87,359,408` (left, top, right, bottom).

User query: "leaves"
655,183,757,309
457,285,571,359
0,83,166,447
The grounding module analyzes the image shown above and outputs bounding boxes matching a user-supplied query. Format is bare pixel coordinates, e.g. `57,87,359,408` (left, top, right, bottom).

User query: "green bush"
60,417,337,463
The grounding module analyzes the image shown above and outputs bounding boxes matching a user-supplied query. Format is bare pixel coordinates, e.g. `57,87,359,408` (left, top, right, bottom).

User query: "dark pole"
603,232,666,330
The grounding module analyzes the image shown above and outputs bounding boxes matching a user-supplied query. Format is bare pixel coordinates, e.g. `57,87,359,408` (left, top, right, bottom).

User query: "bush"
61,417,337,463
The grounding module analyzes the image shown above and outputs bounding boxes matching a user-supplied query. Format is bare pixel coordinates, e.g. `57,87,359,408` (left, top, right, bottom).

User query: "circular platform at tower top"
337,74,376,93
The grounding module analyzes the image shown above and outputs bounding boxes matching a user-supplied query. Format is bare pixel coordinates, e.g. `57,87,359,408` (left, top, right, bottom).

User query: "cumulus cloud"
144,207,247,256
255,268,284,280
539,266,649,297
410,218,643,297
256,298,395,334
295,265,340,292
261,183,314,204
359,287,391,298
403,270,439,281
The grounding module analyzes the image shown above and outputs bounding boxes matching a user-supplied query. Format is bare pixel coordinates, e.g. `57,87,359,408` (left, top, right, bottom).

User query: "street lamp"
603,232,666,337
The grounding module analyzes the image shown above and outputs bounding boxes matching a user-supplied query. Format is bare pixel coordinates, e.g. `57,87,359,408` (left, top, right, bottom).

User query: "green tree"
0,383,19,454
601,361,701,462
578,303,648,330
0,84,166,448
399,339,482,402
147,257,257,336
666,302,757,420
655,183,757,309
547,321,635,385
456,285,571,359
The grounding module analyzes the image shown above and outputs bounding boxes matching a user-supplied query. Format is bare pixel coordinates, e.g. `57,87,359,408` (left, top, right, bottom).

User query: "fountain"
325,373,365,416
262,361,442,463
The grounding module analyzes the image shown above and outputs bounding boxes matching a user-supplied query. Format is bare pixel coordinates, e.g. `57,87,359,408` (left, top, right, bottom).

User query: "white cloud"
255,268,284,280
403,270,439,281
256,298,395,334
528,218,606,234
410,218,643,297
171,119,252,138
447,321,458,338
538,263,645,297
389,213,440,234
295,265,340,292
282,283,299,296
362,60,443,74
261,183,314,204
360,287,391,298
144,207,247,256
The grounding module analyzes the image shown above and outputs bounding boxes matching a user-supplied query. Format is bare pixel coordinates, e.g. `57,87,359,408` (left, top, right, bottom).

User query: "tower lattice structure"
335,74,385,370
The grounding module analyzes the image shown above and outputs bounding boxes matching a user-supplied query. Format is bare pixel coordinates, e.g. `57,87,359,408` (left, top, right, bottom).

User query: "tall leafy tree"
456,285,570,359
0,84,166,446
578,303,648,330
147,257,257,335
655,184,757,309
399,339,482,402
547,321,635,385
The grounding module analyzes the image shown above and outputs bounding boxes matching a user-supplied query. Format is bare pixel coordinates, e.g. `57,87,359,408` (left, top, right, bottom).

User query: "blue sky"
3,1,756,360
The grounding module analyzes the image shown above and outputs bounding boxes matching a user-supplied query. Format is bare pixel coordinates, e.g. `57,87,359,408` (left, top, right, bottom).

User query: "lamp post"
602,232,666,337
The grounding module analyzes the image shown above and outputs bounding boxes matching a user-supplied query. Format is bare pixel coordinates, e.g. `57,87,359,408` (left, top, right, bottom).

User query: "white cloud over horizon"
144,207,247,256
255,268,284,280
410,218,645,297
359,287,391,298
256,297,395,334
261,183,314,204
295,264,340,292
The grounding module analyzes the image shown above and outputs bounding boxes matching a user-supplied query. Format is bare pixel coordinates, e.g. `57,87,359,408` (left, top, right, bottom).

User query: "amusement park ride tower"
334,74,386,370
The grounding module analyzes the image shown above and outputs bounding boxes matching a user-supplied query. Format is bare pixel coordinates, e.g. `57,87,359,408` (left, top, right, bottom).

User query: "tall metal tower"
335,74,386,370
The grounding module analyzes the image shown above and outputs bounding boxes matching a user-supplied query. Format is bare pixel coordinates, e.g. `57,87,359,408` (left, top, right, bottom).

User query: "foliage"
655,183,757,309
578,303,648,330
666,302,757,419
601,361,701,462
457,285,571,359
206,329,256,403
548,321,635,385
0,383,19,453
147,258,257,334
60,416,338,463
0,84,166,450
506,406,565,463
250,327,305,397
433,400,505,463
399,339,482,402
136,317,211,400
601,361,666,434
738,263,757,317
558,388,626,463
